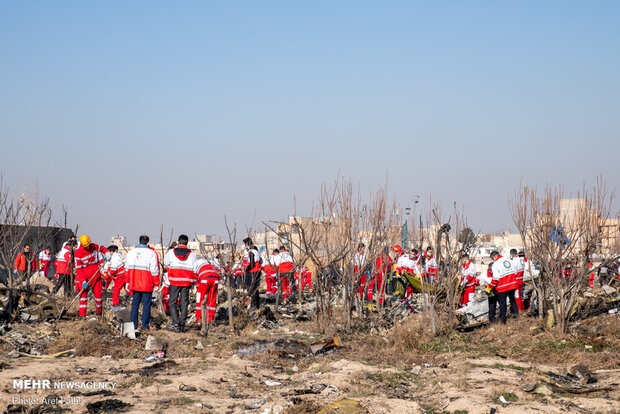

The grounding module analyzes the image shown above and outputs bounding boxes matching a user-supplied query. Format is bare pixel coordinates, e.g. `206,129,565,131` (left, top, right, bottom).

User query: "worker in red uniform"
299,266,312,292
164,234,198,332
353,243,371,300
374,248,392,304
126,235,160,331
459,254,478,307
52,239,77,296
161,273,171,315
423,246,437,284
14,244,37,280
107,245,131,307
262,249,279,298
232,261,245,290
38,248,52,278
587,259,595,288
73,235,109,316
274,246,295,301
195,255,222,323
513,250,526,311
243,238,262,310
487,250,518,324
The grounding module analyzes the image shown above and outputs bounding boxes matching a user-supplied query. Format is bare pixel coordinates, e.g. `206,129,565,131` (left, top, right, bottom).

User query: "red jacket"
126,245,160,292
14,251,37,272
164,246,198,286
198,260,221,282
489,256,517,293
74,243,108,283
54,245,72,275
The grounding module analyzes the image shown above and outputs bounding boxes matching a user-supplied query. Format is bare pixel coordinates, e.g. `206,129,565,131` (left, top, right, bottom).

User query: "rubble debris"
388,296,421,321
86,399,132,413
237,338,310,357
310,336,340,354
144,351,165,362
145,335,166,351
522,383,538,392
534,384,553,396
567,364,596,383
317,398,367,414
498,395,511,404
18,348,74,359
179,383,197,392
601,284,616,295
284,384,327,395
243,398,266,409
120,322,136,340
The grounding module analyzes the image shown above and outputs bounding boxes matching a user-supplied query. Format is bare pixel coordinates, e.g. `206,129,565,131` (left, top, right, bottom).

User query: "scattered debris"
265,380,282,386
237,338,310,357
284,384,327,395
244,398,266,409
317,398,367,414
145,335,166,351
86,399,132,413
120,322,136,340
310,336,340,354
144,351,165,362
195,340,204,350
179,383,197,392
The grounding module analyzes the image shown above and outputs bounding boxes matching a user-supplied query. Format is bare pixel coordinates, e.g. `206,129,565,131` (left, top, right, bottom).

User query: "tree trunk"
226,272,234,331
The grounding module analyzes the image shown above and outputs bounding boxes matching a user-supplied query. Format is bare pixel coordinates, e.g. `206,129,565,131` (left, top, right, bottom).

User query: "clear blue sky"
1,1,618,244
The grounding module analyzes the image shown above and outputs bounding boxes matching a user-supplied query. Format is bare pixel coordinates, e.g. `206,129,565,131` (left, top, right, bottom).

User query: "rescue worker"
484,262,499,323
161,273,171,315
37,247,52,278
14,244,36,280
73,235,109,316
459,254,478,307
487,250,518,324
374,247,392,304
243,237,262,310
299,266,312,292
52,238,76,296
195,255,222,324
164,235,198,332
126,235,160,331
353,243,369,300
424,246,437,284
598,263,611,286
511,249,525,311
395,245,417,297
274,245,295,301
587,259,595,288
107,245,131,307
232,261,245,290
262,249,279,298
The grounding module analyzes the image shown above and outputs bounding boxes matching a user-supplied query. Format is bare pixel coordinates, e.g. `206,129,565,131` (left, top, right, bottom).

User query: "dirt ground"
1,308,619,414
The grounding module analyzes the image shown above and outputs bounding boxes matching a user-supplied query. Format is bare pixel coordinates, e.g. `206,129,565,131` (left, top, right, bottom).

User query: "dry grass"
46,319,143,358
283,398,322,414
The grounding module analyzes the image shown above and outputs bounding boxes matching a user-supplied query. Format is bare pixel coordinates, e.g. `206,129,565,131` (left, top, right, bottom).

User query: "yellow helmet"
79,234,91,248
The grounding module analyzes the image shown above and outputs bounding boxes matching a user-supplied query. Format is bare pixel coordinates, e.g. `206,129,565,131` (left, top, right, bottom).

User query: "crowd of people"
11,234,620,330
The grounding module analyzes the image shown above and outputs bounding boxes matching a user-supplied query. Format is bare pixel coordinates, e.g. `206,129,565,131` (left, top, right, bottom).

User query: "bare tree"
0,177,55,316
416,202,474,336
510,179,618,332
